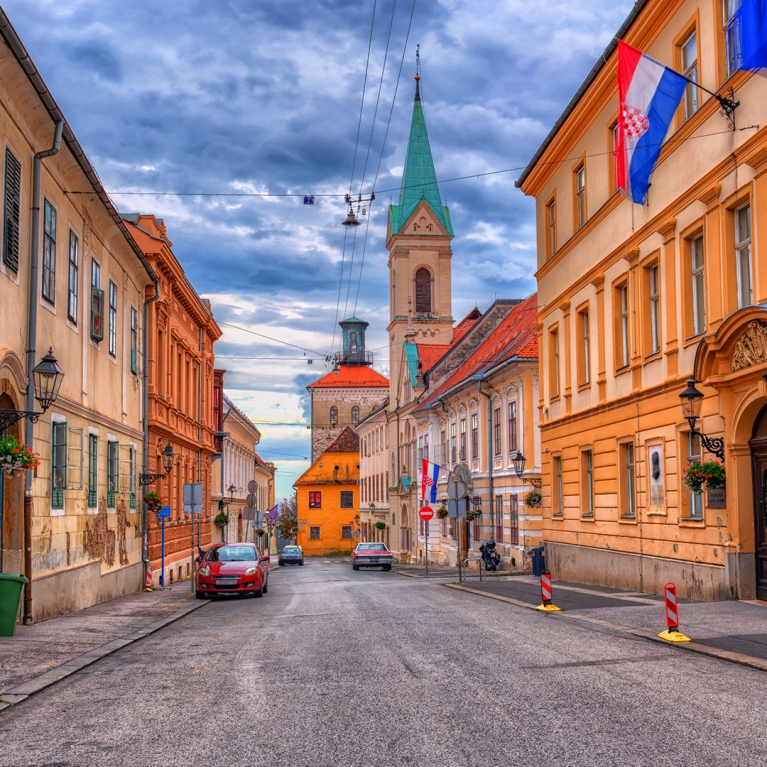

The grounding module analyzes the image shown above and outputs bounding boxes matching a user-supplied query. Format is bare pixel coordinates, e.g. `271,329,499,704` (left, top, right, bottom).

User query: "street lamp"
139,442,176,486
679,378,725,461
0,348,64,433
513,451,542,488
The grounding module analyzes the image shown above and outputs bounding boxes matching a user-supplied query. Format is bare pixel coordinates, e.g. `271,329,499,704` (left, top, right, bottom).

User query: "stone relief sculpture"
731,320,767,371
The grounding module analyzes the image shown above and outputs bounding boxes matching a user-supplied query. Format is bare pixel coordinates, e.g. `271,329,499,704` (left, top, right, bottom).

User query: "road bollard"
144,564,153,592
536,570,561,612
657,582,691,642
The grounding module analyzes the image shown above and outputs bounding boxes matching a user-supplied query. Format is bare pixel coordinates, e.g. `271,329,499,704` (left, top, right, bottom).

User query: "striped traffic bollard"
144,563,153,592
658,582,691,642
536,570,561,612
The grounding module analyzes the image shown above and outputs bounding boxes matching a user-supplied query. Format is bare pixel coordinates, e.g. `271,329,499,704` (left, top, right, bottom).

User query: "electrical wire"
218,321,328,357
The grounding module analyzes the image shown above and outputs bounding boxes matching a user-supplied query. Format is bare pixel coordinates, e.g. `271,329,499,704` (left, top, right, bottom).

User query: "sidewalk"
0,582,207,710
447,575,767,672
394,563,530,579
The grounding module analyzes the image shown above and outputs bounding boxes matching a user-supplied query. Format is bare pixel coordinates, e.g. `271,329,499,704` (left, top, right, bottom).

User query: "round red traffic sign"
419,506,434,521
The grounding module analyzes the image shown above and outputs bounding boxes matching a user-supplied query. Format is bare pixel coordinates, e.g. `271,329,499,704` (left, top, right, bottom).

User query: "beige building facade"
356,400,390,544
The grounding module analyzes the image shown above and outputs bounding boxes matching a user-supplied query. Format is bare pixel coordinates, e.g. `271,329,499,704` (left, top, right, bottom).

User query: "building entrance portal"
750,404,767,600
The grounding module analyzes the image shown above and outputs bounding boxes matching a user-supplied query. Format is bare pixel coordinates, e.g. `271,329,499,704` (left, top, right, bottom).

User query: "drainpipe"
197,326,203,548
142,276,161,587
476,377,495,536
23,119,63,624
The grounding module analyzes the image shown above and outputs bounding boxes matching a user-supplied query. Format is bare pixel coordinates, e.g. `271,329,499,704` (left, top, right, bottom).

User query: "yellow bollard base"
536,603,562,612
143,587,153,592
658,629,691,642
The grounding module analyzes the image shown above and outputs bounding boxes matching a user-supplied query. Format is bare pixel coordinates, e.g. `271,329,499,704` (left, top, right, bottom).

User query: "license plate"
216,578,237,586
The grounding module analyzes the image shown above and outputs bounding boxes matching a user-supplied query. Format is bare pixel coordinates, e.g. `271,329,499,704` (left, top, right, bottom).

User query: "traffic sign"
447,480,466,500
419,506,434,521
156,505,170,519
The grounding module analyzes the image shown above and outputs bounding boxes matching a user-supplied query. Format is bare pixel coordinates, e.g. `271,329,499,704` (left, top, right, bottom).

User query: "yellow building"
0,16,155,620
295,427,359,556
518,0,767,600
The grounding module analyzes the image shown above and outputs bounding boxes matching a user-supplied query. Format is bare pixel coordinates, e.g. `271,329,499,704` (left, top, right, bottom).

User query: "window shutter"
415,268,431,313
51,422,67,509
3,149,21,272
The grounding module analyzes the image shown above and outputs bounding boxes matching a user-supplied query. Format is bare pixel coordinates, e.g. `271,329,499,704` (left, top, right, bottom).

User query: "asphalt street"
1,560,766,767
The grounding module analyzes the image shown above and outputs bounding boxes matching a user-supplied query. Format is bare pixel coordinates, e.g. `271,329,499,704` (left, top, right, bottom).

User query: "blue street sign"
303,195,314,205
156,505,171,518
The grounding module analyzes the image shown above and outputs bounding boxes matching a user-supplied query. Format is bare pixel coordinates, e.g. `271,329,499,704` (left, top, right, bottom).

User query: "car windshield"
358,544,387,551
284,547,301,553
206,545,257,562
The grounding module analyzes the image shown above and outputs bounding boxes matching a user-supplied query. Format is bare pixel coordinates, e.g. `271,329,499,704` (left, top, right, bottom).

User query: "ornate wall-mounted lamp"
139,442,176,486
512,451,543,489
679,377,725,461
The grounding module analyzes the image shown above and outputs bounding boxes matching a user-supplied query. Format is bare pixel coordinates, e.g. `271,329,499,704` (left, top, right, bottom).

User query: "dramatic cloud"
4,0,634,497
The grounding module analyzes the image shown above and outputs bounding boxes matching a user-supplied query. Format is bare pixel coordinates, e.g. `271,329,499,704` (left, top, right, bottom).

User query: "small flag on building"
303,195,315,205
733,0,767,71
421,458,440,503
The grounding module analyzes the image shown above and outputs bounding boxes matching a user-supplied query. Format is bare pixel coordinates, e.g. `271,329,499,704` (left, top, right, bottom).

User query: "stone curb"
0,594,209,713
444,583,767,674
395,569,531,580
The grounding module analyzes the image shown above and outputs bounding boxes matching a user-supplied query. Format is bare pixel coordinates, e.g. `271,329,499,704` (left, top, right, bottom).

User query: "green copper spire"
389,76,453,236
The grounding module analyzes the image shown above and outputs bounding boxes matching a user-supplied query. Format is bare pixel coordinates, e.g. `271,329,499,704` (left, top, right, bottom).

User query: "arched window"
352,406,359,422
415,268,431,313
330,406,338,423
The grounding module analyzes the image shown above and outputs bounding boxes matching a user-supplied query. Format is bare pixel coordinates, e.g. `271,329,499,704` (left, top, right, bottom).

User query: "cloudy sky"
4,0,634,498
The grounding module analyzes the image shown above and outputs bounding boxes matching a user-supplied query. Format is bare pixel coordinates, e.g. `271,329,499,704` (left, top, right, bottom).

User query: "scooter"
479,539,501,572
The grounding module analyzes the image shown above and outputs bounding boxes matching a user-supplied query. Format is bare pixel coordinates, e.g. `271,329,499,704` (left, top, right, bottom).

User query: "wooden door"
753,449,767,601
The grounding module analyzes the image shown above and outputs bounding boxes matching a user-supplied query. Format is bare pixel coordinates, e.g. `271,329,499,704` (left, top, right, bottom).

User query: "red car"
195,543,269,599
352,542,394,571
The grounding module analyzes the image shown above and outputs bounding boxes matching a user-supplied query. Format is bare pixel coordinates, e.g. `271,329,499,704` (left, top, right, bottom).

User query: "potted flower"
465,507,481,522
524,490,542,508
214,511,229,527
0,435,39,477
375,520,386,530
143,491,164,513
683,460,725,495
436,507,449,519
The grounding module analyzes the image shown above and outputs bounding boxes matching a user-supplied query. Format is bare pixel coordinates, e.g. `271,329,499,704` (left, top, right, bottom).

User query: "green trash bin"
0,573,28,637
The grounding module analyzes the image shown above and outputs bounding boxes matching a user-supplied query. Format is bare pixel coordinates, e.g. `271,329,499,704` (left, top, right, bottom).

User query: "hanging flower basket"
683,461,725,495
214,512,229,527
465,508,481,522
436,507,449,519
0,435,39,477
256,527,266,536
524,490,542,508
143,491,164,513
374,520,386,530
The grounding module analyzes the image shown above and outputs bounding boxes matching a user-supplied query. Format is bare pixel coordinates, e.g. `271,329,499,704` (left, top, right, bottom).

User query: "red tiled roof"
416,295,538,411
452,307,482,344
325,427,360,452
416,344,451,372
308,365,389,389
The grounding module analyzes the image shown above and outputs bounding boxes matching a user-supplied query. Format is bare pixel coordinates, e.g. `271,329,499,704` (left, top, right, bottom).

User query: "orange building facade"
123,215,222,586
295,427,359,556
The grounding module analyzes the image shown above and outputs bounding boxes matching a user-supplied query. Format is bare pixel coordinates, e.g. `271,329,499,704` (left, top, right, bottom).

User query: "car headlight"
244,567,257,575
198,566,210,576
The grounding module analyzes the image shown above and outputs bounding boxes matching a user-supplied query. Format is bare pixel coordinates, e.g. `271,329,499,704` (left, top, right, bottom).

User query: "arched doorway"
750,404,767,600
0,391,23,574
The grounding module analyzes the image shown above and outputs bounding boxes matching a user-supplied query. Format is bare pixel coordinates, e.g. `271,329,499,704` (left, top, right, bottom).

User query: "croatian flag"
615,41,687,204
734,0,767,71
421,458,440,503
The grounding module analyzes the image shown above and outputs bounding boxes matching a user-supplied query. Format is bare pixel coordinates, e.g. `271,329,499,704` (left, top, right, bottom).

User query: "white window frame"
691,234,705,335
735,203,752,309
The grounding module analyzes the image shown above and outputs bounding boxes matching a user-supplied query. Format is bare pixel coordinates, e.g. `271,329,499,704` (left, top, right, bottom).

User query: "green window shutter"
51,422,67,510
90,287,104,341
107,441,118,507
3,148,21,272
88,434,98,508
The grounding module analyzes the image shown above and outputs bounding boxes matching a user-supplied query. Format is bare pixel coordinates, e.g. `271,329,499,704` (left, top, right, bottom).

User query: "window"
471,414,478,460
687,433,703,519
735,203,752,308
341,525,352,540
493,407,501,456
329,406,338,424
340,490,353,508
351,406,359,423
507,401,517,453
681,32,699,120
450,423,456,464
648,264,660,355
51,421,67,510
610,121,619,192
440,429,446,466
130,307,138,374
549,328,560,397
423,433,429,462
495,495,503,543
691,235,705,335
107,440,118,508
88,434,98,508
67,231,78,323
581,449,594,517
91,260,104,341
723,0,741,78
108,281,118,356
309,491,322,508
3,148,21,271
509,494,519,546
546,196,556,259
552,455,563,516
310,526,321,540
615,283,629,369
42,199,56,304
575,164,586,228
459,418,466,461
578,308,590,385
620,442,636,518
415,268,431,313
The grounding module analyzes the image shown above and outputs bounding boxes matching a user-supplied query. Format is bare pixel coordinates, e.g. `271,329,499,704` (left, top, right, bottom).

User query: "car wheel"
383,565,391,571
195,590,205,599
263,578,268,594
279,560,284,566
252,584,264,598
299,561,304,566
